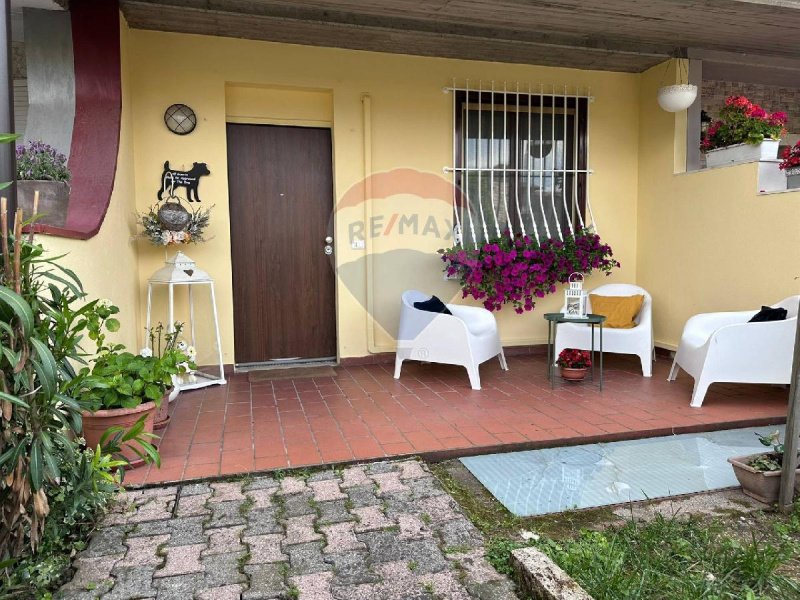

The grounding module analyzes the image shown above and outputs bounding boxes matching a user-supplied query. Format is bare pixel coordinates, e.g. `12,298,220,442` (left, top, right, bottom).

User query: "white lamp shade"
657,84,698,112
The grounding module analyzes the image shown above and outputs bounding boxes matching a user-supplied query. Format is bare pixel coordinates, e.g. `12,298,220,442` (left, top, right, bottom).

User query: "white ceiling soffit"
11,0,66,10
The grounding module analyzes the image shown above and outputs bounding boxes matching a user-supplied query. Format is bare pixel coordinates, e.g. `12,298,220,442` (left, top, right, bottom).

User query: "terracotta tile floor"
124,354,789,486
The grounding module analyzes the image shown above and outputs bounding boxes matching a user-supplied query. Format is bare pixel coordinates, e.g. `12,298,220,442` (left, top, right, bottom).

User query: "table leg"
600,323,604,391
547,321,553,388
591,323,595,384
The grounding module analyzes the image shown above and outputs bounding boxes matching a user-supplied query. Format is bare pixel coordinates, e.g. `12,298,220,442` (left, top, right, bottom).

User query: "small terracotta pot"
559,366,589,382
728,453,800,504
82,401,157,466
153,388,173,431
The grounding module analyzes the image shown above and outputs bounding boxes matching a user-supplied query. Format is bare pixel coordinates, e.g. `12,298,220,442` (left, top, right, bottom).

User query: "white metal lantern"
564,273,587,318
657,84,697,112
145,252,226,392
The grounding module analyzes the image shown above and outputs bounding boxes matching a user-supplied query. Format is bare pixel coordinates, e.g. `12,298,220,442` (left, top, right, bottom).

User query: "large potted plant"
16,140,71,227
728,430,800,503
779,140,800,190
73,340,180,466
701,96,787,167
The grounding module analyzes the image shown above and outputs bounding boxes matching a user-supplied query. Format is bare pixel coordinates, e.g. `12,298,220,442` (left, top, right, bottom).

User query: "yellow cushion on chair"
589,294,644,329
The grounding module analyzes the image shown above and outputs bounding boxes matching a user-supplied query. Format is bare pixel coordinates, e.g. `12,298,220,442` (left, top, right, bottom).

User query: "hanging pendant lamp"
657,58,697,113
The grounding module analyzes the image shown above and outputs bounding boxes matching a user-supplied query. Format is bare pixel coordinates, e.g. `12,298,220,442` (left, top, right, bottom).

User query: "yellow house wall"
40,17,141,350
126,29,641,363
636,61,800,349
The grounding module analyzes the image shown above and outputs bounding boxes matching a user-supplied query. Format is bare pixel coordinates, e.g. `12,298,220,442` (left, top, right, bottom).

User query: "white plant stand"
145,252,226,391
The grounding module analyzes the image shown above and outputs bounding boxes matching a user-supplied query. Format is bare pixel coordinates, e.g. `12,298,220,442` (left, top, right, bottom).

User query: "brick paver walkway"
56,459,517,600
126,354,788,486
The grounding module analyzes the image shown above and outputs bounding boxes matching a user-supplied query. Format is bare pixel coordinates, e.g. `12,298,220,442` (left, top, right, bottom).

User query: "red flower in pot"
556,348,591,382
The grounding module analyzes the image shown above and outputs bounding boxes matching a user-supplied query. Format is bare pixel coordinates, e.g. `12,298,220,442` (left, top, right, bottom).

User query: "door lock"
324,245,333,255
324,236,333,244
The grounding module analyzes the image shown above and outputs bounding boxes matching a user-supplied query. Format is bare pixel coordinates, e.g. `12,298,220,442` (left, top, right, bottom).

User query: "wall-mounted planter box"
785,167,800,190
17,180,70,228
706,139,780,168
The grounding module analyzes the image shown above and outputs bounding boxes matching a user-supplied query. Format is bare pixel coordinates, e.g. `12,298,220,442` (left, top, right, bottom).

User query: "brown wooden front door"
226,124,336,364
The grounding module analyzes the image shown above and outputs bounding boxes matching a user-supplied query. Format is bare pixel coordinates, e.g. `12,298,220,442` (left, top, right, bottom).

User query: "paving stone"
127,497,173,524
180,482,212,496
287,541,329,575
154,544,205,578
358,533,448,574
204,526,246,556
277,476,308,495
83,527,126,558
244,476,279,491
345,485,381,508
398,460,430,480
417,495,462,524
310,479,347,503
243,533,287,564
397,514,431,540
243,563,286,600
323,552,380,586
330,583,383,600
139,486,179,499
127,519,172,539
353,506,394,533
103,567,158,600
152,573,208,600
307,469,338,482
283,514,322,545
366,461,397,475
209,481,247,503
321,522,366,553
195,584,247,600
202,551,248,587
118,535,169,568
372,561,435,600
283,492,317,517
339,466,369,489
175,493,211,518
208,500,247,529
58,554,121,594
437,519,483,551
289,571,335,600
165,516,207,546
407,477,446,499
317,499,356,525
248,487,277,510
418,571,472,600
450,549,507,585
54,588,108,600
370,472,409,496
245,507,283,535
465,579,519,600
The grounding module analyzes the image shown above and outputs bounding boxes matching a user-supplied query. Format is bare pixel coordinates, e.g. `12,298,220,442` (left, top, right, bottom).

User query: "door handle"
325,236,333,244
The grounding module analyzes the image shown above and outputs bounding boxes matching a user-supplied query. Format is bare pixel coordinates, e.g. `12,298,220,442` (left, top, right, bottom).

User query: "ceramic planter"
728,453,800,504
17,180,70,227
705,139,780,168
785,166,800,190
82,401,157,466
559,366,589,382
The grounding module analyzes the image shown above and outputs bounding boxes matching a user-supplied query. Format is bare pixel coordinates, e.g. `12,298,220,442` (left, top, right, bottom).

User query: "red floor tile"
140,354,787,484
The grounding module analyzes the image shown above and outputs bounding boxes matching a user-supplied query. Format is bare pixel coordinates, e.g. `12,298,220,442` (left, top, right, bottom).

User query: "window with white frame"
447,84,593,247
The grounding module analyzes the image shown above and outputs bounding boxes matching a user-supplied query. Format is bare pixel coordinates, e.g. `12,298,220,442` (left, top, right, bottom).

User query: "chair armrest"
446,304,497,326
684,310,756,332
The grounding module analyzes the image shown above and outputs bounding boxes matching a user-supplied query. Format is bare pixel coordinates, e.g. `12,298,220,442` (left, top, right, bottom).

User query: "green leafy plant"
748,430,788,473
701,96,787,152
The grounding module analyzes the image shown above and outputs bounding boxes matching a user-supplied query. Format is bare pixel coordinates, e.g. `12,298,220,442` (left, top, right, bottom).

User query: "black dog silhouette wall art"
158,161,210,202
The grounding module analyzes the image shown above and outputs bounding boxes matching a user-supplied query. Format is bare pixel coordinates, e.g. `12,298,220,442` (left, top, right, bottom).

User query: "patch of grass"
420,512,432,526
344,498,355,511
408,560,419,571
443,544,471,555
431,459,800,600
421,580,435,594
237,551,252,571
286,583,300,599
308,497,320,510
273,494,287,521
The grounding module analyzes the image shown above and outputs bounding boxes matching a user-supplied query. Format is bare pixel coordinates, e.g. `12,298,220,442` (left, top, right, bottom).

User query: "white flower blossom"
97,298,113,308
705,573,716,582
186,345,197,359
177,340,188,351
139,347,153,358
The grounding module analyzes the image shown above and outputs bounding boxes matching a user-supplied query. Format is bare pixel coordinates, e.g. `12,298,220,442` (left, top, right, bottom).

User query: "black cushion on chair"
413,296,452,315
748,306,788,323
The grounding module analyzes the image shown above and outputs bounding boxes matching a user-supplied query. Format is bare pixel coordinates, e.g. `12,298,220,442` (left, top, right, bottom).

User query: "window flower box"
705,139,780,168
17,180,70,227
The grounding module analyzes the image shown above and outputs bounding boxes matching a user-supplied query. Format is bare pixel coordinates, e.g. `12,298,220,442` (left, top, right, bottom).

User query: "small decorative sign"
157,161,210,203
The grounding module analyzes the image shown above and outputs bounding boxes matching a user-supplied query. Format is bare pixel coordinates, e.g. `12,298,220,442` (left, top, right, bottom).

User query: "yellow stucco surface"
40,20,799,364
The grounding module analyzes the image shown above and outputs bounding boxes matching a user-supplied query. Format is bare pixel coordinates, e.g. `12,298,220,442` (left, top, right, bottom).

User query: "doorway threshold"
234,356,337,372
